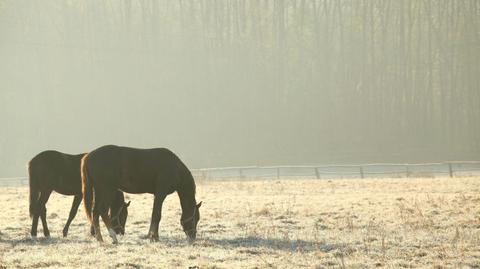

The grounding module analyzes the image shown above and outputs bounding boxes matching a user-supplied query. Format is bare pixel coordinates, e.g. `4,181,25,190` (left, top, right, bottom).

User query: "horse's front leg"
148,193,167,242
63,195,82,237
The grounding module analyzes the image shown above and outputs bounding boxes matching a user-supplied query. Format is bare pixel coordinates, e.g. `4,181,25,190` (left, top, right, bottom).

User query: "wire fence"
1,161,479,187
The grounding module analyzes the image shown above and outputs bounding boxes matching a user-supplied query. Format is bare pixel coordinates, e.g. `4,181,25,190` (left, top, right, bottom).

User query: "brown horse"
28,150,130,238
82,145,201,244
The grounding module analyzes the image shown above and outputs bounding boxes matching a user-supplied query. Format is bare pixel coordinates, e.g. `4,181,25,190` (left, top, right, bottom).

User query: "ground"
0,176,479,268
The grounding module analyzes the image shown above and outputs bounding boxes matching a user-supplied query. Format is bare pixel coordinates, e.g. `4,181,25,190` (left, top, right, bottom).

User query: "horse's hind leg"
92,212,103,242
100,212,118,244
63,194,82,237
38,190,52,238
90,224,95,237
92,190,117,243
31,201,40,238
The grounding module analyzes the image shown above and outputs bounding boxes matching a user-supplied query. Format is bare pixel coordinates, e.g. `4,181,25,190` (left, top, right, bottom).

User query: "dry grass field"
0,176,479,268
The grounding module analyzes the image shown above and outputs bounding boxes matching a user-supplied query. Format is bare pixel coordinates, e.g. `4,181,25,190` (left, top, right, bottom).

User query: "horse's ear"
197,201,202,208
125,201,131,207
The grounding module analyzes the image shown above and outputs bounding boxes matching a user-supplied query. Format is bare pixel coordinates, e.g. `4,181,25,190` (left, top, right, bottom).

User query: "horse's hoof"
149,236,159,243
62,231,68,237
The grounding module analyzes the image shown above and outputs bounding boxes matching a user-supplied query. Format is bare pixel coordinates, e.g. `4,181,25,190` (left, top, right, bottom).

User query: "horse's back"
29,150,85,194
86,145,186,194
88,145,179,170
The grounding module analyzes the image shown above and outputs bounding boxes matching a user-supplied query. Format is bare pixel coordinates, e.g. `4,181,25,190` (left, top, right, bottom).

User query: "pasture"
0,176,479,268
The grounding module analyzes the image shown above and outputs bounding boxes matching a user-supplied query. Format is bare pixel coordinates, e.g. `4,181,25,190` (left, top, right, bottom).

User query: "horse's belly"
54,176,82,195
55,185,81,196
119,176,155,194
55,189,79,196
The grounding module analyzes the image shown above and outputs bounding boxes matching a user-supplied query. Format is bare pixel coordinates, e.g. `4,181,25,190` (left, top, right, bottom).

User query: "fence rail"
1,161,479,186
190,161,480,180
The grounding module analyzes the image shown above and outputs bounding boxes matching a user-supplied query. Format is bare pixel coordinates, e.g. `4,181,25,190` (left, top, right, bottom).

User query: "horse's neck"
177,181,196,217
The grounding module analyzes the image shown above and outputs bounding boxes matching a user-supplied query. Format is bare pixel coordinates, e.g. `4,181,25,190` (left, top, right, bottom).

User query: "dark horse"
82,145,201,244
28,150,130,238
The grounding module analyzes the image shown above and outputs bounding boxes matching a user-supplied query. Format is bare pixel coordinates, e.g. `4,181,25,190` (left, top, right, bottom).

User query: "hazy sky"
1,0,479,177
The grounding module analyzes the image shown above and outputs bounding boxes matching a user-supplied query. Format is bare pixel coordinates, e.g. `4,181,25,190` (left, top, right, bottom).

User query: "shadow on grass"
1,233,345,254
1,234,94,247
200,236,342,253
132,234,343,253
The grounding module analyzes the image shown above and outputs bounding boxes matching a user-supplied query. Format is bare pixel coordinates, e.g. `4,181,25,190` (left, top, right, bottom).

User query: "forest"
1,0,479,176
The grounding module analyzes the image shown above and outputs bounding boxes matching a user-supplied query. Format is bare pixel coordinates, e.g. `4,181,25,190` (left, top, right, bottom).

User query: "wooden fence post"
359,166,364,179
448,163,453,178
276,168,280,179
314,167,320,179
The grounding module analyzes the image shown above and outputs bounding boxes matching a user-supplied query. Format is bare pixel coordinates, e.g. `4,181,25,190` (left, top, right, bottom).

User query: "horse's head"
111,201,131,235
181,201,202,242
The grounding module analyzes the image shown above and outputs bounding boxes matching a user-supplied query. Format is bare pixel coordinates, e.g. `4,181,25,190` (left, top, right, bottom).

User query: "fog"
1,1,479,177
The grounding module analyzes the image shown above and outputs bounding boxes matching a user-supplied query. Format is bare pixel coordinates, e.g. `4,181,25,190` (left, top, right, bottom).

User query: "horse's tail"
81,154,93,224
28,161,40,218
